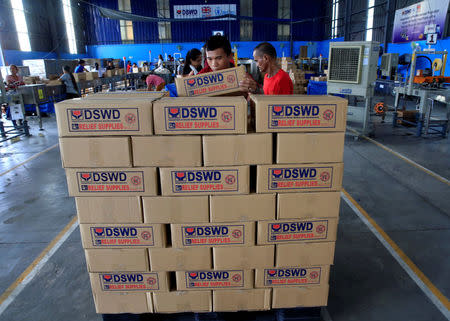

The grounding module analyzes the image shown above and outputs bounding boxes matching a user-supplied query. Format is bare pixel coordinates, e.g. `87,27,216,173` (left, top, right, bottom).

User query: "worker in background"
197,35,235,74
182,48,202,76
6,65,25,89
240,42,293,95
126,61,132,73
105,60,115,71
132,62,138,70
168,55,174,62
157,55,164,68
59,65,80,99
143,74,166,91
74,59,86,73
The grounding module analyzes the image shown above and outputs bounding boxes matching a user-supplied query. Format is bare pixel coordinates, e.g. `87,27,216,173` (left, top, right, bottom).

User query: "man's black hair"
205,35,232,56
254,42,277,59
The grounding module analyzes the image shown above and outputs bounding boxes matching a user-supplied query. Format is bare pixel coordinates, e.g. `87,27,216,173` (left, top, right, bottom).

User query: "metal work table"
393,85,450,137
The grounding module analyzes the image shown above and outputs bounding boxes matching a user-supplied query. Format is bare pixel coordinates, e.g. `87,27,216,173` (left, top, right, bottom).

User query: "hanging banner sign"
392,0,450,43
173,4,237,20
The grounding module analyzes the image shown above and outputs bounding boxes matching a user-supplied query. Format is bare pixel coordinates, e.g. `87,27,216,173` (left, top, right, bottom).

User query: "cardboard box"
90,271,169,292
55,98,154,136
175,270,253,291
256,163,343,193
73,73,86,82
66,167,157,196
255,265,330,288
202,133,272,166
175,66,246,97
105,70,114,78
59,137,132,168
277,192,340,219
152,291,212,313
213,245,274,269
152,96,247,135
149,248,212,271
276,132,345,163
257,218,338,245
171,222,255,248
160,166,249,196
213,289,271,312
75,196,142,224
85,249,149,272
132,136,202,167
92,291,151,314
80,223,166,248
143,196,208,223
276,242,335,266
251,95,347,132
210,194,276,222
272,285,329,308
85,71,99,80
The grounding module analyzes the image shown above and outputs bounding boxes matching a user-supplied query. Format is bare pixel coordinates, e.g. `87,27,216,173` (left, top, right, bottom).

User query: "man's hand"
239,74,260,94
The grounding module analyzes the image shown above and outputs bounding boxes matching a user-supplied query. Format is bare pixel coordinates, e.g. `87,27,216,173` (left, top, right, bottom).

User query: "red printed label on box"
99,273,160,291
267,220,329,243
182,69,240,96
268,104,337,129
90,226,154,247
268,166,333,191
76,170,145,193
264,267,322,286
185,270,244,289
164,106,236,132
171,169,238,194
182,224,245,246
67,108,140,133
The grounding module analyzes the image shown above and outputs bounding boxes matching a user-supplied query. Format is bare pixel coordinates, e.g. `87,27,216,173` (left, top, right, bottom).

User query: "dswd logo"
94,228,104,236
272,106,283,116
80,173,92,181
189,272,198,279
271,224,281,232
71,110,83,119
184,227,195,236
103,274,113,282
168,108,180,118
187,79,196,87
267,270,277,277
175,172,186,181
272,169,283,178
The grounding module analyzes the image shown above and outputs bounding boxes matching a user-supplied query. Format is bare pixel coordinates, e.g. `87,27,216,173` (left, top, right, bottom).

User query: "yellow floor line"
0,143,58,177
342,189,450,316
347,128,450,186
0,216,78,312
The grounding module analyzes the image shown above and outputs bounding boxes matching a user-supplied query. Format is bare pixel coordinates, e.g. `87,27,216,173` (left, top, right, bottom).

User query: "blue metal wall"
81,0,329,45
170,0,240,42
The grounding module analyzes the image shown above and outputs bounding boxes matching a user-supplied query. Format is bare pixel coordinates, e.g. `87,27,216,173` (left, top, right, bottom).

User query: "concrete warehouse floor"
0,110,449,321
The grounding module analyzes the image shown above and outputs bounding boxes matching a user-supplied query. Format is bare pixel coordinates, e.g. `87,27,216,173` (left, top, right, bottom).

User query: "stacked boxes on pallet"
56,78,347,314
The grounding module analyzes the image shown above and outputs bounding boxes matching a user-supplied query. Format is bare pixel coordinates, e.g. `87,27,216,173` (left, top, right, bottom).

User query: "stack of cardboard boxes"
56,71,347,314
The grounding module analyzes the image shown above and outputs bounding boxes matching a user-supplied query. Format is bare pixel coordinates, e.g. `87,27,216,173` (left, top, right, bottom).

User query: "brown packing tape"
85,248,149,272
75,196,143,224
92,291,150,314
151,291,212,313
272,285,329,308
275,242,336,266
213,289,271,312
149,248,212,271
277,191,341,219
